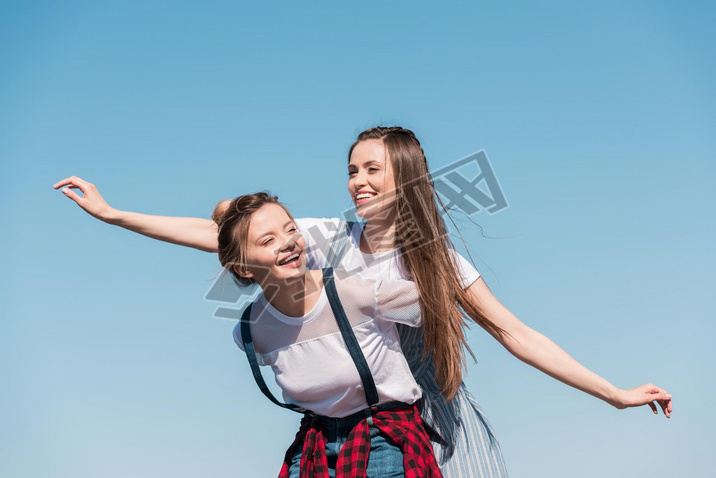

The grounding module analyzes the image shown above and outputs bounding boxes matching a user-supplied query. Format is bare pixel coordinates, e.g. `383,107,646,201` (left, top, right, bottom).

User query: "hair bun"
212,199,233,225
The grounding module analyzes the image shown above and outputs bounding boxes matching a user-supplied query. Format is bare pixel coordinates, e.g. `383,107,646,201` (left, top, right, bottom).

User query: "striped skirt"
397,324,509,478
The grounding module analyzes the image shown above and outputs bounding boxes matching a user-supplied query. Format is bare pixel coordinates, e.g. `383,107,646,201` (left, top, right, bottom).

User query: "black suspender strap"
239,305,307,414
322,267,380,408
239,267,381,413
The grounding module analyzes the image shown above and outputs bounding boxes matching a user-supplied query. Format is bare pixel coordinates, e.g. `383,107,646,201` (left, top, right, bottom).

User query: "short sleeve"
295,217,343,270
450,250,481,289
374,278,422,327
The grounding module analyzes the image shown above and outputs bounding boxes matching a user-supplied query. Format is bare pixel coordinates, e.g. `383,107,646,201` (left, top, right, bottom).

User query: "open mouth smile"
277,252,302,268
354,191,378,205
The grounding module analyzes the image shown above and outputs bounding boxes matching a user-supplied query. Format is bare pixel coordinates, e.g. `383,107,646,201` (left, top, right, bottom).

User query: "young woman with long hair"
54,126,672,477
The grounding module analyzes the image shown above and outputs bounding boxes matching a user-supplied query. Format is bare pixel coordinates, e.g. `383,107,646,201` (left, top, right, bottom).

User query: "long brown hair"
349,126,507,401
212,192,294,286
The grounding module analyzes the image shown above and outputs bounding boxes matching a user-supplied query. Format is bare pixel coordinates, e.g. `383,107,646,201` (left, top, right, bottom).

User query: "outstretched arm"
467,277,672,418
53,176,219,253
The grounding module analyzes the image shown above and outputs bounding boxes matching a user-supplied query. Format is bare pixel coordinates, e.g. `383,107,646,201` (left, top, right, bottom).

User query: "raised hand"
53,175,219,251
53,176,117,223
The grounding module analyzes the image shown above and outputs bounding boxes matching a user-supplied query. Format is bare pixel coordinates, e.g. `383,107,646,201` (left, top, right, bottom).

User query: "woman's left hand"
612,383,672,418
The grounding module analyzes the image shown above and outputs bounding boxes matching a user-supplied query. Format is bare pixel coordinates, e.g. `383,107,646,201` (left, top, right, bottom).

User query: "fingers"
640,384,671,400
52,176,91,194
60,186,84,204
637,383,672,419
622,383,673,419
659,397,672,419
53,178,69,189
641,383,663,394
53,176,112,219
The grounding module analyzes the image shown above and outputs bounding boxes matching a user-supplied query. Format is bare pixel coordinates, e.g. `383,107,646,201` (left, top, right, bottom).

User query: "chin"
354,207,369,220
356,203,394,222
277,265,306,281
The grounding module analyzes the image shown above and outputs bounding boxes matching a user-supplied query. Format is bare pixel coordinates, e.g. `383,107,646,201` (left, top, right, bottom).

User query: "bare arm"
467,277,672,418
53,176,219,253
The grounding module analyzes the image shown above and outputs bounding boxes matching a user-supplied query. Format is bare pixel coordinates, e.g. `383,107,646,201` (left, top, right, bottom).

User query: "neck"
360,211,399,254
262,270,323,317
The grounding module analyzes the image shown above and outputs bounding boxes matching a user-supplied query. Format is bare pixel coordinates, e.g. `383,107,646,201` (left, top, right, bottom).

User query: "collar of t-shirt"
256,286,329,326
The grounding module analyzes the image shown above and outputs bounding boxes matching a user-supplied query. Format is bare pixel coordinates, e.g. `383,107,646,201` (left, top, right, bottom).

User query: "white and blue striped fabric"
398,323,508,477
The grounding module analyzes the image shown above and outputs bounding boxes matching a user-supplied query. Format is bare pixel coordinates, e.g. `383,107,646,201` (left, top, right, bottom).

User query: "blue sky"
1,1,713,477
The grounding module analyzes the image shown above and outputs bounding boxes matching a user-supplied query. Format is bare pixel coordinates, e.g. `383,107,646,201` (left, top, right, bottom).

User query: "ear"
233,264,254,280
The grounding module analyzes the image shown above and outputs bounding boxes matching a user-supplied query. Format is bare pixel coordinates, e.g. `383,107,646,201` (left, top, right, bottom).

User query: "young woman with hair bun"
211,191,443,477
55,126,672,477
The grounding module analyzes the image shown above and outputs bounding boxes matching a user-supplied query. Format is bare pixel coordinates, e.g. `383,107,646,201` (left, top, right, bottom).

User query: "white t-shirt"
233,271,423,418
296,218,481,286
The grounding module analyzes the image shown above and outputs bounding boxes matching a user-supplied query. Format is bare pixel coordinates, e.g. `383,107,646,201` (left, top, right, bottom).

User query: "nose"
352,169,368,189
278,231,298,252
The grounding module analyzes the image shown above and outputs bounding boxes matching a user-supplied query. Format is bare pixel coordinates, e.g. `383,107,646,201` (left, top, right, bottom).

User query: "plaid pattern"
278,416,330,477
279,404,443,478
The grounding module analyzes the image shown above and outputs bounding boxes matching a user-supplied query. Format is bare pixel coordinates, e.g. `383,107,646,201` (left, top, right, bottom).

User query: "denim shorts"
287,411,405,478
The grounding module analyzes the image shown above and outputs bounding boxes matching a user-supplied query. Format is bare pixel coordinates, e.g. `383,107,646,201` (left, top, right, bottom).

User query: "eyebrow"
348,160,383,169
255,220,296,242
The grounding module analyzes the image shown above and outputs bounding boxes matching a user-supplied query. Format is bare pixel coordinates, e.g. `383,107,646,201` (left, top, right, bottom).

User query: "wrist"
604,386,626,409
103,207,123,225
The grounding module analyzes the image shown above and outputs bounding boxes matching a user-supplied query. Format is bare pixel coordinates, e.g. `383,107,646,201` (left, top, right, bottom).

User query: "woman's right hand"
611,383,673,418
53,176,118,223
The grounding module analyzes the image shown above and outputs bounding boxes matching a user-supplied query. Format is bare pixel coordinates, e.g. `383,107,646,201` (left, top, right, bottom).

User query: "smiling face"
347,139,398,222
237,203,306,286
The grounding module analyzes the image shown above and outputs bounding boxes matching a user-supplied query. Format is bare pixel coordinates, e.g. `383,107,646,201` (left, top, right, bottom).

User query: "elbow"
497,324,539,362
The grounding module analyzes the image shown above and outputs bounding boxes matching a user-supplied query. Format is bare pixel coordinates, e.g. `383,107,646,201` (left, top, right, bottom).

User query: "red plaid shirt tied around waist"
278,403,443,478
